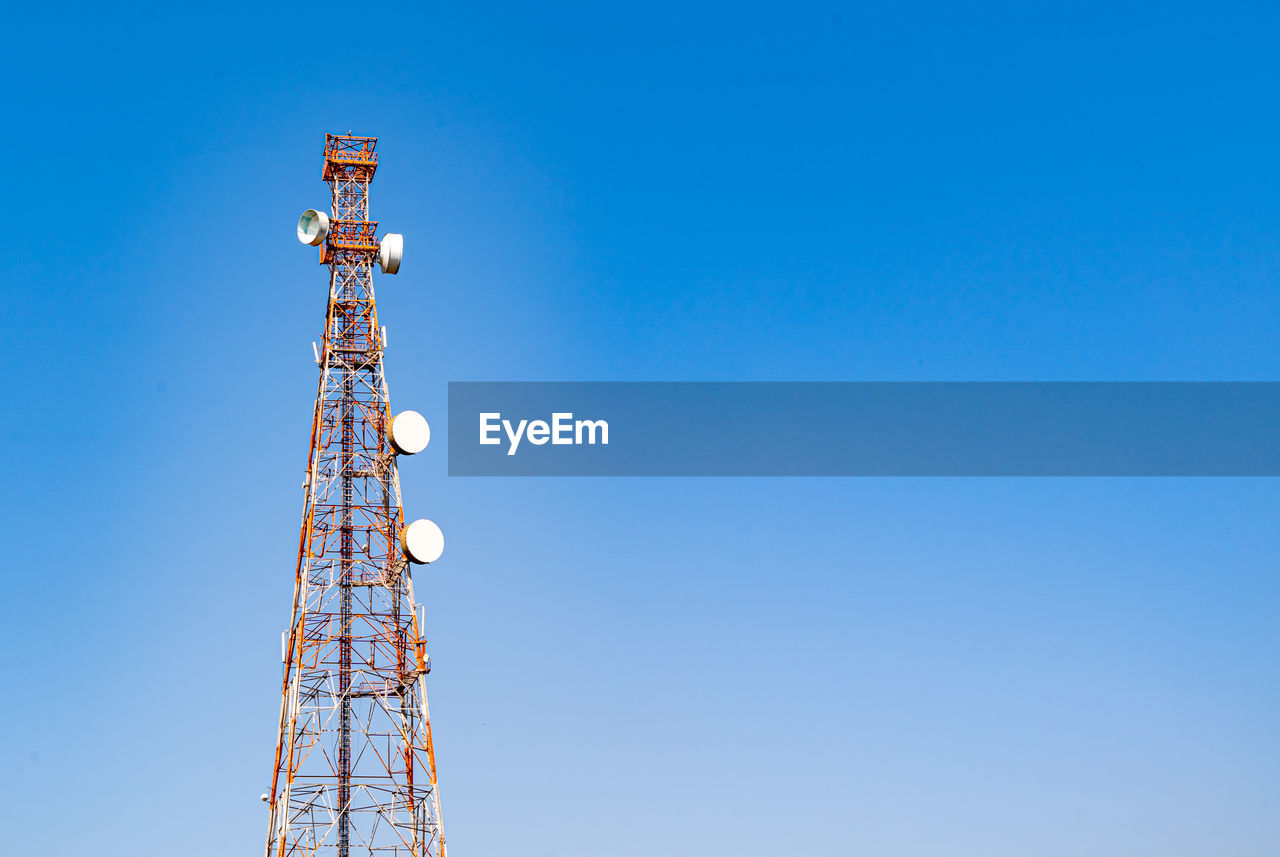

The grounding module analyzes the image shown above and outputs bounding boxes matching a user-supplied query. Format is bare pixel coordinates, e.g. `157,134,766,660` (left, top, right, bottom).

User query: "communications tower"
265,133,449,857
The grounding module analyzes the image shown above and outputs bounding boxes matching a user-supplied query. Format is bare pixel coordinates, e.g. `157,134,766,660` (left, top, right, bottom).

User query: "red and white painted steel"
265,133,447,857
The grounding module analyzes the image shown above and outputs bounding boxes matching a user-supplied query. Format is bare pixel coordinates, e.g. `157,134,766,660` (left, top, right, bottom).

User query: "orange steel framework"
265,134,447,857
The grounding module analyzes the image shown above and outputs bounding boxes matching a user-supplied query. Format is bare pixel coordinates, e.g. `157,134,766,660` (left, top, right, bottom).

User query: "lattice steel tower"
265,133,448,857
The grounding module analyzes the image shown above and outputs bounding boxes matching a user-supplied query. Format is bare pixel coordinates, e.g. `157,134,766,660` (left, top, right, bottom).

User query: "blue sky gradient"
3,3,1278,855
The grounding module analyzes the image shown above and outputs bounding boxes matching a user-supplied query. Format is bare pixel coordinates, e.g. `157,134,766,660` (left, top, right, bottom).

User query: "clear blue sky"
3,3,1279,855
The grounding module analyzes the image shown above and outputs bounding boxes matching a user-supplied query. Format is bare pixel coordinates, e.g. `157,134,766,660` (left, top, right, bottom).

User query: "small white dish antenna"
378,233,403,274
401,519,444,564
297,209,329,246
260,793,270,803
389,410,430,455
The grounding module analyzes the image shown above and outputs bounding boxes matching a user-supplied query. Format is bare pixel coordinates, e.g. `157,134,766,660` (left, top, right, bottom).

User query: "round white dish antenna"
378,233,403,274
389,410,430,455
297,209,329,246
401,519,444,564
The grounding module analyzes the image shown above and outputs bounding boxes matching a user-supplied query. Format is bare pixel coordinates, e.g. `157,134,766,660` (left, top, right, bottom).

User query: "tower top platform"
322,133,378,181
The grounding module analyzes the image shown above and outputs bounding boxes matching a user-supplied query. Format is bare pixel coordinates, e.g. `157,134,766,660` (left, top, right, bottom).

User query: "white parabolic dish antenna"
389,410,430,455
401,519,444,564
378,233,403,274
297,209,329,246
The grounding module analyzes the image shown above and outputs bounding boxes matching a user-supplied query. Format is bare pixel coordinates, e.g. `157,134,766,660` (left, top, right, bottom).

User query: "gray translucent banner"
447,383,1280,476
